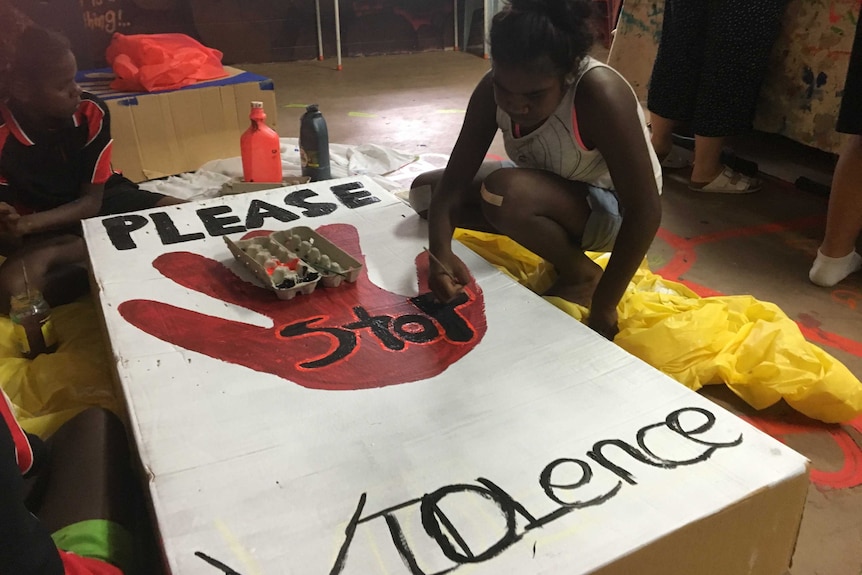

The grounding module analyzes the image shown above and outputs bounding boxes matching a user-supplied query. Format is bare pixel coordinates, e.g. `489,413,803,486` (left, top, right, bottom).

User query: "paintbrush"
194,551,243,575
424,247,460,283
310,262,350,277
21,261,31,299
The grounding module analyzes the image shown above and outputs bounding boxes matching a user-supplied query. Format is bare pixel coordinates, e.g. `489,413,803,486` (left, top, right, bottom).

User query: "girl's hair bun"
492,0,595,74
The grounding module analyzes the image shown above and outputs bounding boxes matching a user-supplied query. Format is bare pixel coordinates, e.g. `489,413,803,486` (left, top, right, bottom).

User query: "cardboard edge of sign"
593,464,809,575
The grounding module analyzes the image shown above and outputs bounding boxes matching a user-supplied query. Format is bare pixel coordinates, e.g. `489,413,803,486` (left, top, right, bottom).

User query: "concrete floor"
240,50,862,575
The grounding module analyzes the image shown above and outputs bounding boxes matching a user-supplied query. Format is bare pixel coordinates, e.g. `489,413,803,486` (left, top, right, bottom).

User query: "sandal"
689,166,761,194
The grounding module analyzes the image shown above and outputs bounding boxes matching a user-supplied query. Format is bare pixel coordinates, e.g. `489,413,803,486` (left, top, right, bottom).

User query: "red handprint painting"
118,223,487,390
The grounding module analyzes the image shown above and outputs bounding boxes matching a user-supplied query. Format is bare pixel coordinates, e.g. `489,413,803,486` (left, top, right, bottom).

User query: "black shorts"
99,173,166,216
838,20,862,135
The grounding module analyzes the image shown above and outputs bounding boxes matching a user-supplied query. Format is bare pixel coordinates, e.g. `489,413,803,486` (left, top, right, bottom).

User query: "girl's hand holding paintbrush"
425,247,471,303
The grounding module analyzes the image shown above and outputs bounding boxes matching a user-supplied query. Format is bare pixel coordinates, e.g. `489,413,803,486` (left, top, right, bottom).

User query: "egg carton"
219,175,311,196
270,226,362,288
224,227,362,299
224,235,321,300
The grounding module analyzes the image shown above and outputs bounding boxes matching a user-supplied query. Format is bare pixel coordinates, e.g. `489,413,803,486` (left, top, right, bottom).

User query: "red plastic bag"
105,33,227,92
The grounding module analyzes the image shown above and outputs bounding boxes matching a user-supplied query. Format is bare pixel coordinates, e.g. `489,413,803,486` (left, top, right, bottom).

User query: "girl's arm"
13,95,113,237
428,73,499,301
576,67,662,334
15,182,104,236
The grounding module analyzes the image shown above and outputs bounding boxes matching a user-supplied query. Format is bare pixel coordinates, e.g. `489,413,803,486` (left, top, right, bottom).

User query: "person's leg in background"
810,17,862,287
809,135,862,286
647,0,708,161
688,0,789,190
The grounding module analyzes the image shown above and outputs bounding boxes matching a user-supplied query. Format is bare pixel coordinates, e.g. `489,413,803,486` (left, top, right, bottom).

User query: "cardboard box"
76,67,277,183
219,175,310,195
83,177,809,575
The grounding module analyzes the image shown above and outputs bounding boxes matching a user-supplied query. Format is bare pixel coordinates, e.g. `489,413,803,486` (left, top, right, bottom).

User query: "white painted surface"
83,176,807,575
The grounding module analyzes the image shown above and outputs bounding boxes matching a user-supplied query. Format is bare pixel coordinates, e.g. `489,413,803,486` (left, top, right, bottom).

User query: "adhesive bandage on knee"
809,249,862,287
480,184,504,206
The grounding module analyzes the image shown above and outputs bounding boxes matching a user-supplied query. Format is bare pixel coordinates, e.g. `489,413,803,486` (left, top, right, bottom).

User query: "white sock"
809,249,862,287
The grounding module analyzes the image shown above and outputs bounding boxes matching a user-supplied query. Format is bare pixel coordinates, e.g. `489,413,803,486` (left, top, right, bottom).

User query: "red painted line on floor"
653,225,862,360
686,215,826,246
797,322,862,358
742,414,862,490
832,289,860,311
654,215,825,279
671,278,724,298
653,227,697,278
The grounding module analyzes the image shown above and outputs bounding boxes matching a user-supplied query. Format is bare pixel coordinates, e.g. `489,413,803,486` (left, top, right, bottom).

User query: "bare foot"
543,259,603,306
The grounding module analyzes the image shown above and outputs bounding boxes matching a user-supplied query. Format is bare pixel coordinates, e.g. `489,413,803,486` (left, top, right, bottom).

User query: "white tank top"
497,57,662,192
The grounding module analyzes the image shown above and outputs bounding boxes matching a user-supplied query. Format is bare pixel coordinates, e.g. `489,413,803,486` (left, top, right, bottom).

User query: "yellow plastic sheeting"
455,229,862,423
0,300,118,438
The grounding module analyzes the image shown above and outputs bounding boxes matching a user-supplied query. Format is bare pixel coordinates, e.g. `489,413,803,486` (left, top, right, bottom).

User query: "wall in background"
16,0,465,68
14,0,195,68
189,0,458,64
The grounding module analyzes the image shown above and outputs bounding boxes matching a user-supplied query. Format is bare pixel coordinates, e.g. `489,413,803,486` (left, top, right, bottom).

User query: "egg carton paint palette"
224,226,362,300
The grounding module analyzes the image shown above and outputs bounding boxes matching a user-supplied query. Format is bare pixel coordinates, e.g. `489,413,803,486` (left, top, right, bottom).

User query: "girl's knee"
411,169,443,190
481,169,527,217
55,407,126,451
481,166,512,193
481,167,533,202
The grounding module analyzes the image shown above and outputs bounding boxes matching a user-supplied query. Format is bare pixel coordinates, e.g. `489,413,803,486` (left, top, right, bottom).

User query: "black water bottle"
300,104,331,181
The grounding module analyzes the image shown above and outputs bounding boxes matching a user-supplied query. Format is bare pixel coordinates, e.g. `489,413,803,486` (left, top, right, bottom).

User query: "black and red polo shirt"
0,390,36,476
0,93,114,213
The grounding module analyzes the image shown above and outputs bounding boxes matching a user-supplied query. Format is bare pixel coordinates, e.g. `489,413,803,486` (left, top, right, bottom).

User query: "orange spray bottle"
240,101,283,183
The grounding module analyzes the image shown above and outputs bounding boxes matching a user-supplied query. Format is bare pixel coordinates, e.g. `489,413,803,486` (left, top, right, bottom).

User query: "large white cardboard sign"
83,177,809,575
